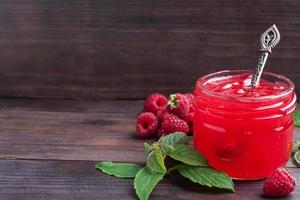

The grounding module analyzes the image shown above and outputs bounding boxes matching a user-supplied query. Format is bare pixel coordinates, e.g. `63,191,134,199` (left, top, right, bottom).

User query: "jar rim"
195,70,295,102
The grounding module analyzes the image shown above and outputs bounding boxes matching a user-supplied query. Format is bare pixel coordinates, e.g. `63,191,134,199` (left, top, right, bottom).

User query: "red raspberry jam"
194,70,296,179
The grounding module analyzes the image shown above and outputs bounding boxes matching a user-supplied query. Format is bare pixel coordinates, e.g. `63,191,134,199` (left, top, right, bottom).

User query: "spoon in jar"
251,24,281,87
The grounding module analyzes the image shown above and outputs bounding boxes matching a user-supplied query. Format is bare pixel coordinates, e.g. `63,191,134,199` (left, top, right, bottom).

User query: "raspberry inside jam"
194,70,296,180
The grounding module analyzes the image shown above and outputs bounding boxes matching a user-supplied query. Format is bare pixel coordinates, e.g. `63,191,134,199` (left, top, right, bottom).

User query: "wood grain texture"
0,159,299,200
0,1,299,99
0,98,298,168
0,99,145,162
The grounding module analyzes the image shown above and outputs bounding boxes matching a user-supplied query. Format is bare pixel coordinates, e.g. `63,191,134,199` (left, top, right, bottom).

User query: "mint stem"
167,164,187,174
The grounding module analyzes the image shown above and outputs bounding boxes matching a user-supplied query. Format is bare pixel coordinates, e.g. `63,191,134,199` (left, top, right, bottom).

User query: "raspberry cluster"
136,93,194,138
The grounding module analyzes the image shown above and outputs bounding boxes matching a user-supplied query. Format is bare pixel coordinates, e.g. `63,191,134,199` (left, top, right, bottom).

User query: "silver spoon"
251,24,281,87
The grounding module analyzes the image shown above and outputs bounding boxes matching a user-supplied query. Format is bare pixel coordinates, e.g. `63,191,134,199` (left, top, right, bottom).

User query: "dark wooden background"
0,0,299,99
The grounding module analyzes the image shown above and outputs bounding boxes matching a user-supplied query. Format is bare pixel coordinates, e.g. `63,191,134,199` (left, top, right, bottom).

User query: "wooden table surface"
0,98,298,200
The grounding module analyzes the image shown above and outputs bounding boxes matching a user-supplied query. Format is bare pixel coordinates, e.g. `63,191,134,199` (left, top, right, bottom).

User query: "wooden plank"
0,98,298,169
0,99,146,162
0,1,299,99
0,159,299,200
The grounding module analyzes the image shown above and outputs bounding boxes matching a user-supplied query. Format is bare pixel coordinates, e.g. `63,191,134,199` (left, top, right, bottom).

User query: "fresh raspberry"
184,93,195,105
167,93,190,120
186,111,194,123
136,112,158,138
184,93,195,118
143,93,168,115
184,93,195,135
263,168,296,197
156,108,168,122
157,113,189,137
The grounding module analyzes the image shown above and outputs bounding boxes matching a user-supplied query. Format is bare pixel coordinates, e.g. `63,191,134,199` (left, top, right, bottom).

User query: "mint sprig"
178,165,234,191
96,132,234,200
293,140,300,166
95,161,141,178
146,148,166,173
134,167,165,200
294,151,300,166
294,110,300,127
169,144,208,166
159,132,192,145
293,110,300,166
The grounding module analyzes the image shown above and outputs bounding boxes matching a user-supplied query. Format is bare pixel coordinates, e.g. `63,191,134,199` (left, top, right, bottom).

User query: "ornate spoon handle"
251,24,281,87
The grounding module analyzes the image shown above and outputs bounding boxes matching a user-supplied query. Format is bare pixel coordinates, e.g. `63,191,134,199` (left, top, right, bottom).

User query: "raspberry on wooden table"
184,93,195,104
263,167,296,197
157,113,189,137
184,93,195,134
143,93,168,115
167,93,190,120
156,108,168,122
184,93,195,116
136,112,158,138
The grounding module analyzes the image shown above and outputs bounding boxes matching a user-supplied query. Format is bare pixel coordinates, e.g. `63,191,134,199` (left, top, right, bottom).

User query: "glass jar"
194,70,296,179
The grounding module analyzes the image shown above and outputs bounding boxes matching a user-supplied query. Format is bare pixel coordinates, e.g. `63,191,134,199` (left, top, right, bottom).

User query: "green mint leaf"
134,167,165,200
294,151,300,166
178,165,234,191
160,132,192,146
293,141,300,153
147,149,166,173
160,143,174,155
96,161,141,178
168,144,208,166
294,110,300,127
144,142,152,154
